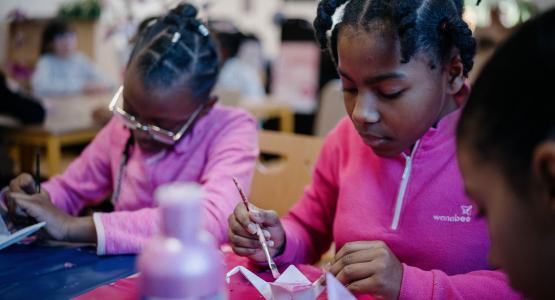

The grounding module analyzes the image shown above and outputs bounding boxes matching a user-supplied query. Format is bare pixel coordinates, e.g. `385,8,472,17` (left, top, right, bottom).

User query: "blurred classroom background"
0,0,553,213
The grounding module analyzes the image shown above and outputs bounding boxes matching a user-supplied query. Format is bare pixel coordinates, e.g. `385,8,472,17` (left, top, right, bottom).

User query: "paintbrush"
34,152,41,194
232,177,281,279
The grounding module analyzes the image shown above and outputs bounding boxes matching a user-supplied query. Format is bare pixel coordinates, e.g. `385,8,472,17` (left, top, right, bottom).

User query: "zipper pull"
402,156,411,180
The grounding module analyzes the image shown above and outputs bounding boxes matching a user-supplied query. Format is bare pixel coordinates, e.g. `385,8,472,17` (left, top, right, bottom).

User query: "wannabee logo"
433,205,473,223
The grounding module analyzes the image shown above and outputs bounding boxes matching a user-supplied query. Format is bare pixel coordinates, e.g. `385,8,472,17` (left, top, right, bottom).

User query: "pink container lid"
138,183,225,298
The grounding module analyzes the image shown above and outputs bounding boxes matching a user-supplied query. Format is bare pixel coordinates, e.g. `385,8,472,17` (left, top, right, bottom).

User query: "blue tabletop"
0,243,136,300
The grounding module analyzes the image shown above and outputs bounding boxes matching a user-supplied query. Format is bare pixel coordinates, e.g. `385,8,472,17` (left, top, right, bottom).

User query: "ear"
445,51,465,96
532,141,555,214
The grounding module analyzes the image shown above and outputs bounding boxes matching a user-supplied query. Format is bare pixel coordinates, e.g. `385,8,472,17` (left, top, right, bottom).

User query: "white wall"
3,0,551,72
205,0,317,58
0,0,318,66
0,0,73,20
536,0,555,10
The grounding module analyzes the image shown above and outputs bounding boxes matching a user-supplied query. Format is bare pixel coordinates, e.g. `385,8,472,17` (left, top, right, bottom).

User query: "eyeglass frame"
108,85,204,145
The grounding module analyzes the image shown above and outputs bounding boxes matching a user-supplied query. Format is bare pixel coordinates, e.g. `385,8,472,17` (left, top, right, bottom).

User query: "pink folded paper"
226,264,355,300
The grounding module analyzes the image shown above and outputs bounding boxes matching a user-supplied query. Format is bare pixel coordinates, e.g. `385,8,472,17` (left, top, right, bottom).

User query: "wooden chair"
250,130,323,216
251,130,336,265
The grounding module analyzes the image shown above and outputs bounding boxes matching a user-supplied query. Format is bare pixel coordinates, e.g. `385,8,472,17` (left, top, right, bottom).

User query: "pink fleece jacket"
275,109,522,299
43,105,258,255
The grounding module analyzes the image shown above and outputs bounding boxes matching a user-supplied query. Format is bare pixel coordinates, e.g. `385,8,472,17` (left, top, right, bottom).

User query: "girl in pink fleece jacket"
6,3,258,255
229,0,522,299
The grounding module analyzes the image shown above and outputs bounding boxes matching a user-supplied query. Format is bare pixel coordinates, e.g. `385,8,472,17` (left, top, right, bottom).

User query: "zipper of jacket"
390,140,421,230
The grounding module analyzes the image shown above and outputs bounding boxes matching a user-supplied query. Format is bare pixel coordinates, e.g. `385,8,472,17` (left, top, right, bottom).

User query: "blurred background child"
31,19,112,98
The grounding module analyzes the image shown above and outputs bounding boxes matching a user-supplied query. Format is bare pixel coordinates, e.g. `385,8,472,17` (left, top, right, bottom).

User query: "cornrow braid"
128,2,219,101
314,0,479,77
314,0,349,49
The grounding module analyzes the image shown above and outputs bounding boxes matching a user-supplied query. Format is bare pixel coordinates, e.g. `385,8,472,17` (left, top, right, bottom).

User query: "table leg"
46,137,62,177
9,145,21,173
279,109,294,133
20,145,36,174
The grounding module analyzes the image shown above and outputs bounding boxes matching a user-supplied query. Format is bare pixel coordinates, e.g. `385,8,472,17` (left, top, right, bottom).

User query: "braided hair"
314,0,479,77
128,2,219,101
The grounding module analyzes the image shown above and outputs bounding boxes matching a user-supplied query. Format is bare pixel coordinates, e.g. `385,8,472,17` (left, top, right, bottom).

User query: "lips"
357,131,391,148
363,135,389,147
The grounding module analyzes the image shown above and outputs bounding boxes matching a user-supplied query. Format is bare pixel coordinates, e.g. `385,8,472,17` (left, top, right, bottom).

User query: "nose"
352,90,380,125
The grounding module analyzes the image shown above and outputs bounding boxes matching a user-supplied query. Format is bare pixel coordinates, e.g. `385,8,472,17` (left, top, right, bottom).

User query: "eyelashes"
341,88,405,100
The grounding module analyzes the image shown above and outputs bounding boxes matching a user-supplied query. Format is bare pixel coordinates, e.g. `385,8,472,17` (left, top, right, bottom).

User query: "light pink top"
43,105,259,255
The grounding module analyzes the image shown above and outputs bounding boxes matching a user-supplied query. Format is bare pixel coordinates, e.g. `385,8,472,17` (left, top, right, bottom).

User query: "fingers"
6,193,30,217
335,262,375,285
330,248,379,275
231,245,258,256
9,173,35,194
233,203,255,233
346,276,380,294
233,203,280,233
229,203,285,262
229,210,257,238
229,227,260,248
333,240,386,264
250,208,280,227
10,193,42,220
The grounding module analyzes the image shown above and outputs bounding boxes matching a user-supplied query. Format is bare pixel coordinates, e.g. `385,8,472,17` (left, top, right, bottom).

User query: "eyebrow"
338,69,406,85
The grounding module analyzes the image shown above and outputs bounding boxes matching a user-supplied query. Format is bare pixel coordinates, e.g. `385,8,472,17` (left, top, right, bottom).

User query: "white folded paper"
226,264,356,300
325,272,357,300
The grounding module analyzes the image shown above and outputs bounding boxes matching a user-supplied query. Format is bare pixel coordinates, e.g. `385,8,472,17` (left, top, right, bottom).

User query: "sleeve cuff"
92,213,106,255
272,219,304,266
398,263,434,300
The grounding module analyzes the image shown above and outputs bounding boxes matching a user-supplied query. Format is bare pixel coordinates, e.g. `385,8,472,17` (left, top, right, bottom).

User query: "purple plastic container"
138,183,226,300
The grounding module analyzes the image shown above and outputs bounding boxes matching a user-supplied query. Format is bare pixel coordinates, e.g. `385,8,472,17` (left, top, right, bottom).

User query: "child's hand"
9,173,37,194
228,202,285,263
330,241,402,300
7,173,38,218
7,191,72,241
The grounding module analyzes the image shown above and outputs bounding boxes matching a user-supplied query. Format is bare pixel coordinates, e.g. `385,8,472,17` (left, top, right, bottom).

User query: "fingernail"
267,240,275,247
251,211,262,221
263,230,271,239
247,223,257,234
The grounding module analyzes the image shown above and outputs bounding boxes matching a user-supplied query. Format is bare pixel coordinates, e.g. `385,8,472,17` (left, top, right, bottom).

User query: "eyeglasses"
108,86,204,145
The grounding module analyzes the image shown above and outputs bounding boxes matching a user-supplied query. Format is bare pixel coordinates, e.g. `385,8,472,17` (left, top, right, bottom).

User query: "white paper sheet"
0,187,46,250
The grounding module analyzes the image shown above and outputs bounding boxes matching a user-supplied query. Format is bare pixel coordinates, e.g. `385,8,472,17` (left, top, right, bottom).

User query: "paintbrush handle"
255,224,279,277
35,154,41,194
255,225,271,257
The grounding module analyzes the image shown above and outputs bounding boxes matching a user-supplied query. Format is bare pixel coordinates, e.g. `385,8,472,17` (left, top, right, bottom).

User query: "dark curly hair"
40,20,73,55
313,0,480,77
128,2,220,101
458,8,555,197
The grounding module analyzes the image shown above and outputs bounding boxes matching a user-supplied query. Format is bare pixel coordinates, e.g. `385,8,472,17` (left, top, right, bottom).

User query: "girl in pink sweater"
229,0,521,299
457,9,555,300
6,3,258,255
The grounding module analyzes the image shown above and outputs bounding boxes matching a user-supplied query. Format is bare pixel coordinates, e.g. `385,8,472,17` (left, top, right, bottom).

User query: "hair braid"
129,2,219,101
